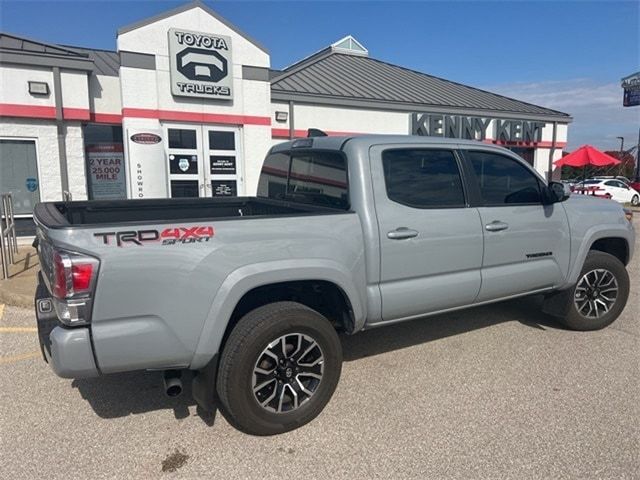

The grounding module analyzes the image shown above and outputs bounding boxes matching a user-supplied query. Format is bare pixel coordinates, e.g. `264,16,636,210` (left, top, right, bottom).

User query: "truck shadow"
71,295,562,422
71,369,218,425
340,295,564,362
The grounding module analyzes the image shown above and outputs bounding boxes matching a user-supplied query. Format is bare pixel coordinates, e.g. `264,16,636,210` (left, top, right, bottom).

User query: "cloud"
484,79,640,152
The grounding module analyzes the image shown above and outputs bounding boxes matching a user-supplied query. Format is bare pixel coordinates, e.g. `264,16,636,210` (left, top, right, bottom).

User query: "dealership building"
0,1,571,232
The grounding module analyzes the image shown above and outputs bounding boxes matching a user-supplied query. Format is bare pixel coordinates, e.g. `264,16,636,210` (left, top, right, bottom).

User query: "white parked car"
578,179,640,205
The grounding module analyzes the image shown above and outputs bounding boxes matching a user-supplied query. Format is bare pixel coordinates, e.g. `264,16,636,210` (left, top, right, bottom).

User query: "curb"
0,285,33,309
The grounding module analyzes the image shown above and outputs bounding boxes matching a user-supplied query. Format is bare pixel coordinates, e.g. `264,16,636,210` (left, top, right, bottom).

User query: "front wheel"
216,301,342,435
560,251,630,331
631,194,639,206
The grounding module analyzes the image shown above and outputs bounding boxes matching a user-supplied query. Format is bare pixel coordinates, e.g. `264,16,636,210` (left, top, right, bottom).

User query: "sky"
1,0,639,151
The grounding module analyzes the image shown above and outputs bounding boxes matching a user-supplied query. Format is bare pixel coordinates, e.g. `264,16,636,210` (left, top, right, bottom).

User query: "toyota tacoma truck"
33,135,635,435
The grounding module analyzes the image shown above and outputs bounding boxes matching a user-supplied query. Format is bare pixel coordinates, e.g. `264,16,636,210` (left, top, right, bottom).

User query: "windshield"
257,151,349,210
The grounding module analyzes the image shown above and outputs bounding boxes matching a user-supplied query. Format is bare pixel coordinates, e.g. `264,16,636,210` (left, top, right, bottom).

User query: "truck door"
369,145,484,323
460,149,571,302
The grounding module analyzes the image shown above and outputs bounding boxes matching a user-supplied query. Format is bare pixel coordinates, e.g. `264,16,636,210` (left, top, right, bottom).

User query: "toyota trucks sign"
168,28,233,100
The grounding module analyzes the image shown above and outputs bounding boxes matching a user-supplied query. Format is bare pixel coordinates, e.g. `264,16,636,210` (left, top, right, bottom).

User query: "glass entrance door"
164,125,242,198
204,126,243,197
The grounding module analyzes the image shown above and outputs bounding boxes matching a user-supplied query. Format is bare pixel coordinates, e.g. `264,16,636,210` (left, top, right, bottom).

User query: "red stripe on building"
0,103,270,126
62,107,91,121
122,108,271,126
484,139,567,149
89,112,124,124
0,103,56,119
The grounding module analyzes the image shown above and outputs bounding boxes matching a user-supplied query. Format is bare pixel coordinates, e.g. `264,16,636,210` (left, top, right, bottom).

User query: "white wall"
64,123,88,200
60,71,90,111
0,64,55,108
293,103,410,134
89,74,122,115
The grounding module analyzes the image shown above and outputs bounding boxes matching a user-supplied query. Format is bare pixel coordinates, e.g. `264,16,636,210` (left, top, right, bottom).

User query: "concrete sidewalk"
0,246,38,307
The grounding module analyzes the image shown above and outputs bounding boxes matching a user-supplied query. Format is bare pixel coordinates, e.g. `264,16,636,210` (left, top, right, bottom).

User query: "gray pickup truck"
33,135,634,435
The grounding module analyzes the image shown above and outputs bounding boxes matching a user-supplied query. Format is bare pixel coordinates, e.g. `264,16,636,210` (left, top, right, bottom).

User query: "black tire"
216,301,342,436
631,194,639,206
560,251,630,331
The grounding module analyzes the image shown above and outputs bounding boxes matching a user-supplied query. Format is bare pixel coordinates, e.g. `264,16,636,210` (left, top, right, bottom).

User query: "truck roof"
270,134,500,153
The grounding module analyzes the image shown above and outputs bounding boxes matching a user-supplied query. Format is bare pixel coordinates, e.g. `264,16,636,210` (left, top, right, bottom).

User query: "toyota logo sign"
168,28,233,100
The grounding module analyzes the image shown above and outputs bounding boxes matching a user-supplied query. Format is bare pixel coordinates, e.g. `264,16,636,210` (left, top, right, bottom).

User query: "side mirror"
545,181,570,204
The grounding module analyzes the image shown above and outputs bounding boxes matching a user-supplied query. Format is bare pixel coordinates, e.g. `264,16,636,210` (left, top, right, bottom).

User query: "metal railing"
0,193,19,280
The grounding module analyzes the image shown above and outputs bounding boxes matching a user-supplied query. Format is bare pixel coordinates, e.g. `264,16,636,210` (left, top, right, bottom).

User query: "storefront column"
52,67,70,198
548,121,558,181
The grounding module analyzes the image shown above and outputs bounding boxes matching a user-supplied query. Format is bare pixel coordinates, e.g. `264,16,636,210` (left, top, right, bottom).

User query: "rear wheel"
631,194,639,206
216,301,342,435
560,251,629,331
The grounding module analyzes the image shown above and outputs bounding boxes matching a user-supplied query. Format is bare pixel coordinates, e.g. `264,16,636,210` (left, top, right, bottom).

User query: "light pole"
616,136,625,177
636,128,640,181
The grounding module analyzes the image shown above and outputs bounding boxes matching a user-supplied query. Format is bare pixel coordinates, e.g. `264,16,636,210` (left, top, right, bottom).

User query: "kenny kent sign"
168,28,233,100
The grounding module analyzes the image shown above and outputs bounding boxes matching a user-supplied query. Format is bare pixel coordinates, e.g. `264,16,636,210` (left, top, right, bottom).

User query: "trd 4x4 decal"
95,226,214,247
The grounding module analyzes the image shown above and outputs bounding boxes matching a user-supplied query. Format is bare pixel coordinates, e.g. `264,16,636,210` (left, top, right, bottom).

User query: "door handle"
387,227,419,240
485,221,509,232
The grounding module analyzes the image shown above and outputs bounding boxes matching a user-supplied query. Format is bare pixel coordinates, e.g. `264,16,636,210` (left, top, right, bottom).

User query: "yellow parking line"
0,327,37,333
0,351,40,365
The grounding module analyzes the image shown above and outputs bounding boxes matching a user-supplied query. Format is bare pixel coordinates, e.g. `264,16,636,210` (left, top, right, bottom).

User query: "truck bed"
33,196,342,229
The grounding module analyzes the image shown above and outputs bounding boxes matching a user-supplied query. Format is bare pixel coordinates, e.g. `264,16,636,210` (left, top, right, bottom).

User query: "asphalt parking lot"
1,220,638,479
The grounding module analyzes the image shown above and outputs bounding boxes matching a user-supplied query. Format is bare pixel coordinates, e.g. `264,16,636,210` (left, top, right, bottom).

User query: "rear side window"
257,151,349,210
466,151,542,205
382,149,465,208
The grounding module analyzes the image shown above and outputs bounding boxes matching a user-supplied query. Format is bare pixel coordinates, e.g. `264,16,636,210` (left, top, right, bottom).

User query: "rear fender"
190,259,366,370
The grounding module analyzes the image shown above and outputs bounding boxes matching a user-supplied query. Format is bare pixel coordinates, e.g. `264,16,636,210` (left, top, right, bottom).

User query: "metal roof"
271,51,571,121
62,46,120,76
0,32,88,58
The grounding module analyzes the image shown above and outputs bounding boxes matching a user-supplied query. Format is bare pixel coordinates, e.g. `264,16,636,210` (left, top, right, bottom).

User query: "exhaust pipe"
163,370,183,397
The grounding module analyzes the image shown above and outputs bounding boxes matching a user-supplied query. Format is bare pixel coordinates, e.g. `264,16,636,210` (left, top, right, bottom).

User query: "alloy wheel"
252,333,324,413
574,268,619,319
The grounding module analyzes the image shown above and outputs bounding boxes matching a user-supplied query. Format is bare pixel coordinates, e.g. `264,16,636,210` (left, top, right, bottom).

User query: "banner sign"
410,113,545,143
168,28,233,100
622,72,640,107
86,144,126,200
126,128,168,199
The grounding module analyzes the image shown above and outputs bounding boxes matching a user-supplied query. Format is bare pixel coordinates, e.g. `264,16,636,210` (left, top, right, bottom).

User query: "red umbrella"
554,145,621,167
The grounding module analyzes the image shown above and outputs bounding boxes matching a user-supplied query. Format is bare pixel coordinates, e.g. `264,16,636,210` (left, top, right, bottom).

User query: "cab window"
466,151,542,205
257,151,349,210
382,149,465,208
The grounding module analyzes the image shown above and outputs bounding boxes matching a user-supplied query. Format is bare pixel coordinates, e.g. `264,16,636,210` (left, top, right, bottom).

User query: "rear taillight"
49,249,99,326
52,251,98,300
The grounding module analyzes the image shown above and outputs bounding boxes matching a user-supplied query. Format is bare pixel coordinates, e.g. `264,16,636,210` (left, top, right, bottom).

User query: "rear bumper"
35,272,99,378
45,327,98,378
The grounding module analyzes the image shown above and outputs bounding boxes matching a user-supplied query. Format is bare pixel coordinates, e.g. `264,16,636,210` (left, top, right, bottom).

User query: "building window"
83,124,126,200
0,139,40,215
